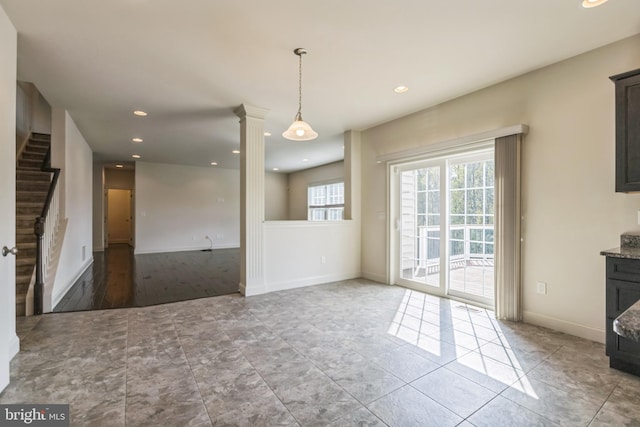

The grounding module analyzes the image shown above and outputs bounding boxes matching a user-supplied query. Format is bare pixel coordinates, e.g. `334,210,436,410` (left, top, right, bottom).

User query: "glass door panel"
399,165,441,289
447,154,495,305
394,147,494,307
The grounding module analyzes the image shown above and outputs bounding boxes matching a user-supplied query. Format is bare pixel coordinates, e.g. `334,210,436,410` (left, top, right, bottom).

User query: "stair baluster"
33,145,60,315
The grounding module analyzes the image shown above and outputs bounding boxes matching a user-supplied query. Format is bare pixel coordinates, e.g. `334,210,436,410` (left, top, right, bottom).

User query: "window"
308,182,344,221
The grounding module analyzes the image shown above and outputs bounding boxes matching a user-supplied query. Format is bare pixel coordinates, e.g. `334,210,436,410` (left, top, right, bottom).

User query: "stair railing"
34,147,60,315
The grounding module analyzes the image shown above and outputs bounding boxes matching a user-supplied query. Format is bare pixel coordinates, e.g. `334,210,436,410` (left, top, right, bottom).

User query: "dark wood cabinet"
606,257,640,375
610,68,640,193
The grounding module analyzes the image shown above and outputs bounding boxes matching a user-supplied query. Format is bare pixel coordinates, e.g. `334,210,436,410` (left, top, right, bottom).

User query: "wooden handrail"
34,145,60,315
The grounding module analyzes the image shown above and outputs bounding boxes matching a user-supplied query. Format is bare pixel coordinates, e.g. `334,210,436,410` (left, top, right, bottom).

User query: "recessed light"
264,132,272,137
133,110,147,117
132,137,143,143
582,0,608,7
132,154,141,159
302,158,309,162
394,86,409,93
273,167,279,171
210,162,218,166
115,164,124,168
232,150,240,154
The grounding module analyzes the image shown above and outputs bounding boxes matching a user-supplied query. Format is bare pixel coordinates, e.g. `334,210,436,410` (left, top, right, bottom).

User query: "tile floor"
2,279,639,426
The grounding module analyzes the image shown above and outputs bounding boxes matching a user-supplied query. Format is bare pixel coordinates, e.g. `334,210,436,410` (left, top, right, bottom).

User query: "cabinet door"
607,318,640,360
612,70,640,192
606,278,640,318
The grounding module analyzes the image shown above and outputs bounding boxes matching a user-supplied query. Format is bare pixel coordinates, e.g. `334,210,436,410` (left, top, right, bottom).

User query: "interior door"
107,189,132,244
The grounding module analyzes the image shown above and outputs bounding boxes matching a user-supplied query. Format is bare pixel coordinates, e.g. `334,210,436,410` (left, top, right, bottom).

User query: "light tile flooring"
2,279,640,426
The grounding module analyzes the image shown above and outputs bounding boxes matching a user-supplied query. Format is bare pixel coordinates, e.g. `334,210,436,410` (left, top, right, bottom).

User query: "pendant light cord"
297,52,303,118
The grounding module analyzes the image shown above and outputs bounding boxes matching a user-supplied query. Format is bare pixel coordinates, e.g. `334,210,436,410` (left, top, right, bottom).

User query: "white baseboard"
523,310,605,344
361,271,388,284
51,257,93,310
241,282,267,297
134,244,240,255
9,333,19,360
261,272,361,295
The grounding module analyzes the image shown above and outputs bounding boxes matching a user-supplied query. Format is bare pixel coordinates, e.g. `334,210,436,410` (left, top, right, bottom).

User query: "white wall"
0,4,17,389
15,82,51,149
361,34,640,342
264,220,361,293
135,162,240,253
51,111,93,308
265,171,288,220
288,161,345,220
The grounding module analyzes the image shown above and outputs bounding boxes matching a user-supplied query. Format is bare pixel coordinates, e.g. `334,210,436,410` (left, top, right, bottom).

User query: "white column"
235,104,268,296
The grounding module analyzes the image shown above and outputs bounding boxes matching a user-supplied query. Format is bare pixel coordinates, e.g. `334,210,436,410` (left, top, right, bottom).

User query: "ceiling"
1,1,639,173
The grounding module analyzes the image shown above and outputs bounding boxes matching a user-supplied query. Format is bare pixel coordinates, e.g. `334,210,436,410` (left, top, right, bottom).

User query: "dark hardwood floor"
54,244,240,312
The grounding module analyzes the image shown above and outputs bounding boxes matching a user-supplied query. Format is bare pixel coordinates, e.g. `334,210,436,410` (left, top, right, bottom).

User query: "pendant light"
582,0,608,7
283,48,318,141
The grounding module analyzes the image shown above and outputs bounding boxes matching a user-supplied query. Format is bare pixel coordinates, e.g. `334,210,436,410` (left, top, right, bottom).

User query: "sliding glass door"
394,148,495,306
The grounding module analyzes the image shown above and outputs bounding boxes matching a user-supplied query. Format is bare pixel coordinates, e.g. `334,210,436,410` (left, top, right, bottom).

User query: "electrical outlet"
321,256,326,264
536,281,547,295
216,233,223,239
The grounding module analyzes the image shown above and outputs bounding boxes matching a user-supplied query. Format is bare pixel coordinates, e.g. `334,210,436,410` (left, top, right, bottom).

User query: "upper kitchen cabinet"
611,68,640,193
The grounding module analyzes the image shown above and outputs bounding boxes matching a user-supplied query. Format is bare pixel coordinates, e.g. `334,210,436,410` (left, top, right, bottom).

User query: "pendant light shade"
283,48,318,141
282,112,318,141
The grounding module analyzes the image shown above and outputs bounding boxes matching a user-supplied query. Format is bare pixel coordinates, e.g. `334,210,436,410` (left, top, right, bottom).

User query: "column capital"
234,104,269,120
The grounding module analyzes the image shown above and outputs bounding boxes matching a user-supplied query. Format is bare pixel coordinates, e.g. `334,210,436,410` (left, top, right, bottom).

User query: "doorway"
107,189,133,246
391,146,495,307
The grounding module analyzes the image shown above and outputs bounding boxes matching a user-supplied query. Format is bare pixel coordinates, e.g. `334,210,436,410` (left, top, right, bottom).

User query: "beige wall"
288,161,345,220
265,172,288,220
361,34,640,342
105,168,134,190
135,162,240,253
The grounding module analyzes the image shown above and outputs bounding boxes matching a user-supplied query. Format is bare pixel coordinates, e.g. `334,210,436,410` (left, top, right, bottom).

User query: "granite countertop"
600,246,640,260
601,231,640,260
614,300,640,342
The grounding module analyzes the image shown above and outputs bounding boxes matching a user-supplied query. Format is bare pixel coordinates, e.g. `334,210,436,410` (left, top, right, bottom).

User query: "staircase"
15,133,51,316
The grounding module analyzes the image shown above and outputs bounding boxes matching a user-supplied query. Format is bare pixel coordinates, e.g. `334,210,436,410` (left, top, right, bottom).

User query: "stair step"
16,203,42,215
27,138,51,149
16,216,36,229
16,300,26,317
25,144,48,153
17,180,50,192
17,191,47,203
17,264,33,276
22,152,46,161
17,248,37,260
16,170,50,182
16,235,36,245
16,273,32,284
16,257,35,267
18,159,42,168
